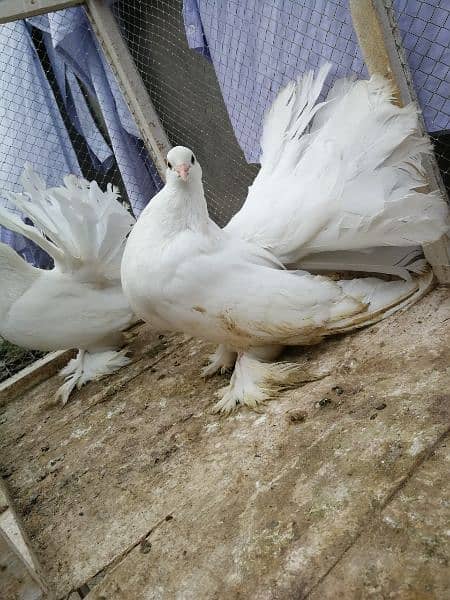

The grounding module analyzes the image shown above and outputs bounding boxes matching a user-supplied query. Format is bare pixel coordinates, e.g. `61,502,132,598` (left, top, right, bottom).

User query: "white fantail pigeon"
121,64,448,413
0,167,136,403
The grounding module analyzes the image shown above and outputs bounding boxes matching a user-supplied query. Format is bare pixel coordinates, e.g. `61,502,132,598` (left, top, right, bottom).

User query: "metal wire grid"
0,338,44,383
0,7,154,378
112,0,369,226
394,0,450,196
113,0,259,226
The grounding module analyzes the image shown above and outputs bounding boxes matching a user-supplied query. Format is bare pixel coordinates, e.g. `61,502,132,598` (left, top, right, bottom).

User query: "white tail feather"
226,65,448,271
0,165,135,280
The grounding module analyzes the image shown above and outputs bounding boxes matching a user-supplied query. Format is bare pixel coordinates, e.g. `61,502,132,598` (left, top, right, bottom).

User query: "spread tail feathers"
226,64,448,268
0,166,135,280
56,348,131,404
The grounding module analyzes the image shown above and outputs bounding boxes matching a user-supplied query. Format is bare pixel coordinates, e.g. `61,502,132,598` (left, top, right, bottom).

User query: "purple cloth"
28,7,162,216
183,0,450,163
0,19,80,266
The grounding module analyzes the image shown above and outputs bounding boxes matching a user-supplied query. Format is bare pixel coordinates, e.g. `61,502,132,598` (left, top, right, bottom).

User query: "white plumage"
121,65,448,413
0,167,135,403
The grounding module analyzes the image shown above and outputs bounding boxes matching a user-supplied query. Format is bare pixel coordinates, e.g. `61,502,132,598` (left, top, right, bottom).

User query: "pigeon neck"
165,178,209,230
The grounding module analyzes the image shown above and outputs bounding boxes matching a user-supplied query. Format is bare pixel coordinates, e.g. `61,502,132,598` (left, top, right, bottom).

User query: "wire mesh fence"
0,338,44,383
0,5,159,379
112,0,449,219
0,0,448,379
394,0,450,196
112,0,370,225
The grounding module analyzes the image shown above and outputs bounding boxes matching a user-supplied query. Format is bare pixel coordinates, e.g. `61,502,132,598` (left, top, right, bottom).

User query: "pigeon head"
166,146,202,185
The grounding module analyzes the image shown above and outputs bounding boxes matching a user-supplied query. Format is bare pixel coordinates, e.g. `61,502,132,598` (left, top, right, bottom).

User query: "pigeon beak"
175,163,190,181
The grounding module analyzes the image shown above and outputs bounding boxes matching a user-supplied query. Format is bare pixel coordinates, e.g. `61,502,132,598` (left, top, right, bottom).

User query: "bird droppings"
139,540,152,554
287,409,307,423
316,398,332,408
0,291,449,599
332,385,344,395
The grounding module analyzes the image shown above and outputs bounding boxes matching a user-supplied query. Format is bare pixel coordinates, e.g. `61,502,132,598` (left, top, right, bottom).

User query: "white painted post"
350,0,450,284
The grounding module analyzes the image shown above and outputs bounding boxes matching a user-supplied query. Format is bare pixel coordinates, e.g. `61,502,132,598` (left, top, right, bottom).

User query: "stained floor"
0,287,449,599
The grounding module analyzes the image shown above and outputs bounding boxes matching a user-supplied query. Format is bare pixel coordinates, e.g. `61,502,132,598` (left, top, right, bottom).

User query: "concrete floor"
0,287,449,599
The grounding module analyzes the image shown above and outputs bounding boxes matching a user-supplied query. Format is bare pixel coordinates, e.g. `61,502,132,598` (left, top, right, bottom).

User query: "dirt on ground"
0,287,449,599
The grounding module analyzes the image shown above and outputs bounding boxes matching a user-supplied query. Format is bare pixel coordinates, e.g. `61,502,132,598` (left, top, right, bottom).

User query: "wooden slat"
85,0,171,179
0,0,81,23
350,0,450,284
0,481,51,598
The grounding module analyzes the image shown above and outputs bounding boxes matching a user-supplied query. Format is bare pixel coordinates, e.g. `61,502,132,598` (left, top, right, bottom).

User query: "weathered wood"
0,349,75,407
350,0,450,284
0,480,51,598
0,0,81,23
85,0,171,179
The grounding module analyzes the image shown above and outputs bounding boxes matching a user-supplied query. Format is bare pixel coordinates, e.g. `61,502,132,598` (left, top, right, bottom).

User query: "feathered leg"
212,346,327,414
201,344,237,377
56,348,131,404
56,350,86,405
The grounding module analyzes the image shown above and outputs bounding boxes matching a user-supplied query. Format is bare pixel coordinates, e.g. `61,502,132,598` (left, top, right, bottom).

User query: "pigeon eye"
167,161,172,169
191,155,195,165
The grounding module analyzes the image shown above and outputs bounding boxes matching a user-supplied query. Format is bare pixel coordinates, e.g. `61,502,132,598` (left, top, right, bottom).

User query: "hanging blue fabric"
0,19,80,267
183,0,450,163
28,7,163,216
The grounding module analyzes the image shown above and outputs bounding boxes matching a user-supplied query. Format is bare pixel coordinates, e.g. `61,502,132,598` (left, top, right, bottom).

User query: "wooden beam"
0,0,81,23
350,0,450,284
85,0,171,180
0,481,52,598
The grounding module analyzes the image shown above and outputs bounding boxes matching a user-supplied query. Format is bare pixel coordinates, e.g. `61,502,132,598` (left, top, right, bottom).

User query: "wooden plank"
0,349,75,407
85,0,171,179
0,530,45,600
350,0,450,284
0,0,81,23
0,481,51,598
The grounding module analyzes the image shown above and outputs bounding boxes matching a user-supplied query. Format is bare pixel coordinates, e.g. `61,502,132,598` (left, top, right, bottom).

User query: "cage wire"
0,6,157,378
0,0,448,379
394,0,450,196
112,0,369,226
112,0,449,216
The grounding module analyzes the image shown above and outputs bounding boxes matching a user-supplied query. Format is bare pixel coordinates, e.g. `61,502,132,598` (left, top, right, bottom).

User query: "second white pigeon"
0,167,136,403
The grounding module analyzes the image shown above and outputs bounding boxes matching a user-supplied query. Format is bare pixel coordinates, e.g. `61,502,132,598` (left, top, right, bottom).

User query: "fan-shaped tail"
0,166,135,281
226,65,448,274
